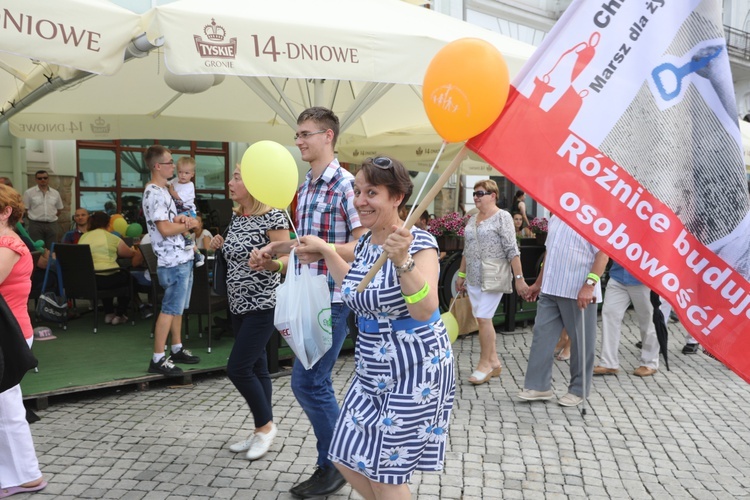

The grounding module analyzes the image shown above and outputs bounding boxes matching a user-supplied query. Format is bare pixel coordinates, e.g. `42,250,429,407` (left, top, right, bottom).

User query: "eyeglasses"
294,129,327,141
36,176,48,180
157,160,175,165
473,191,492,198
367,157,394,170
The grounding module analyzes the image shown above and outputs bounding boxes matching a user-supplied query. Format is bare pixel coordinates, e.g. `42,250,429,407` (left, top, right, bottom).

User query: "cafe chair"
53,243,135,333
138,243,165,338
184,250,228,353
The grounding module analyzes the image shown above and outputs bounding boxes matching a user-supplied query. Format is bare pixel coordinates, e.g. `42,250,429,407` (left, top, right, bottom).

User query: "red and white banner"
468,0,750,382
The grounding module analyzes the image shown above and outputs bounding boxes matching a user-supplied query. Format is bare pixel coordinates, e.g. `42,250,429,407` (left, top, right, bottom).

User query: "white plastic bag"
274,248,333,369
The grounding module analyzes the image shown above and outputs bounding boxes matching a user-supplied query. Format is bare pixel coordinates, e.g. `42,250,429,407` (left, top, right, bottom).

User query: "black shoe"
139,304,154,319
682,343,700,354
26,408,41,424
635,341,643,349
290,466,346,498
148,356,183,375
171,347,200,364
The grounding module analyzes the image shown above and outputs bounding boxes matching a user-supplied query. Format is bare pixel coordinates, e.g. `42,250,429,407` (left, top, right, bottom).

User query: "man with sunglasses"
254,107,365,498
22,170,63,250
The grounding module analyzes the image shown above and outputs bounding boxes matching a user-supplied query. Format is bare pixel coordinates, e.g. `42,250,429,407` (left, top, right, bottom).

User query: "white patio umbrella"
0,0,145,115
2,0,536,160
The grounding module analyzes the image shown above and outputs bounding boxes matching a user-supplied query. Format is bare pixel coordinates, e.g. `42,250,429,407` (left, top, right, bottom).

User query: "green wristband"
274,259,284,273
587,272,600,283
403,281,430,304
457,271,466,278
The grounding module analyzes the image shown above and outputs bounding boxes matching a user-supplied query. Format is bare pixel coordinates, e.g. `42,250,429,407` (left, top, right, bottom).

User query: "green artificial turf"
21,311,233,397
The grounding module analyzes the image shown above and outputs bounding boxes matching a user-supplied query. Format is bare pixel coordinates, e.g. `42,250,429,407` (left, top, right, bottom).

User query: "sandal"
556,351,570,361
0,481,47,498
468,366,502,385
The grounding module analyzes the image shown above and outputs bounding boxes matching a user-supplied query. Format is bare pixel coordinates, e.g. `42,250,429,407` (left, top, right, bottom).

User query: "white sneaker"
557,393,583,407
228,435,256,453
104,313,116,324
517,389,554,401
245,424,277,460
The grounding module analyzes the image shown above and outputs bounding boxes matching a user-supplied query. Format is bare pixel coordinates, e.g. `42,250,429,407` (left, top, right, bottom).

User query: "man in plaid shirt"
255,107,365,498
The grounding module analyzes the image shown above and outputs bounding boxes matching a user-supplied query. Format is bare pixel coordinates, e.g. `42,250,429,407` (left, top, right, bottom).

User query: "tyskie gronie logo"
194,18,237,59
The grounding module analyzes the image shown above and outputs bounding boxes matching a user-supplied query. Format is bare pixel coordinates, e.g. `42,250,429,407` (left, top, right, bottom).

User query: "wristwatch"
585,278,597,286
396,256,415,276
515,274,523,280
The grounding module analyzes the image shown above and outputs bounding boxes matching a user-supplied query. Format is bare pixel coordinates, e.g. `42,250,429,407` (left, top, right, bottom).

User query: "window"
76,140,229,226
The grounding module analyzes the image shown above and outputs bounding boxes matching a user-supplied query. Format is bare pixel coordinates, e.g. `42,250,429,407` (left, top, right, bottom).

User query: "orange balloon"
423,38,510,143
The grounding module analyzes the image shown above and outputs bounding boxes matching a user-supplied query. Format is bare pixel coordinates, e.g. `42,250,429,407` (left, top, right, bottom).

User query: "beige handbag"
449,293,478,335
473,217,513,293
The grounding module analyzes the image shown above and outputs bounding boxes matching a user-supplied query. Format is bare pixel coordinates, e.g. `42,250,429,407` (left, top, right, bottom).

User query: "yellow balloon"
241,141,299,209
113,217,128,235
108,213,123,232
441,311,459,344
423,38,510,143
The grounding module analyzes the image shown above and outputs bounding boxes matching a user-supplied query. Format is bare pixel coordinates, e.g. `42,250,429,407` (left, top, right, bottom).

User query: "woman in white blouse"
456,180,529,384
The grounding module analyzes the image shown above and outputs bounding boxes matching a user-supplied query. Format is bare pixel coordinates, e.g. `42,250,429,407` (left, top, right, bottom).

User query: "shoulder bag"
0,293,38,393
473,215,513,294
212,226,230,296
36,243,68,323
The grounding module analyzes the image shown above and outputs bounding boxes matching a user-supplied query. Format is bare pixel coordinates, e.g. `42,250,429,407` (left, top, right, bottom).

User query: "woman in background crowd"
0,184,47,498
457,180,529,385
78,211,135,325
512,190,531,229
513,212,534,239
191,213,212,251
213,165,289,461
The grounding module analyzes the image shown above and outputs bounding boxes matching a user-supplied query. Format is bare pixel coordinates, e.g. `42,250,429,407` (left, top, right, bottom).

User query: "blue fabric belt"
357,309,441,333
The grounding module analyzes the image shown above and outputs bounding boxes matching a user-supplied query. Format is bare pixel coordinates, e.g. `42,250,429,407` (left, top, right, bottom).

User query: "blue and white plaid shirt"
296,159,361,303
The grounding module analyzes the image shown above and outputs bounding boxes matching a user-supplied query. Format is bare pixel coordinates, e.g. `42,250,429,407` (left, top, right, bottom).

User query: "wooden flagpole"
356,145,469,292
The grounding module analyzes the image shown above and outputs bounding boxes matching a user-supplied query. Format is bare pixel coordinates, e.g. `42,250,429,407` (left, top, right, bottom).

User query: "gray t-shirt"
142,183,194,268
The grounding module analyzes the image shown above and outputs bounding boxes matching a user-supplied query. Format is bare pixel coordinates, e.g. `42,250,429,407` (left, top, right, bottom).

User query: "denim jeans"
157,261,193,316
291,302,350,468
228,309,275,428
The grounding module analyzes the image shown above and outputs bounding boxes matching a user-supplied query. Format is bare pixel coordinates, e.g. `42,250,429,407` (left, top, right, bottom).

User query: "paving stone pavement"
22,312,750,499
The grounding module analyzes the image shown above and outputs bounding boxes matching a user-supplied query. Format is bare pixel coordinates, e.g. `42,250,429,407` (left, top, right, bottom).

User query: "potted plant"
529,217,549,245
427,212,470,251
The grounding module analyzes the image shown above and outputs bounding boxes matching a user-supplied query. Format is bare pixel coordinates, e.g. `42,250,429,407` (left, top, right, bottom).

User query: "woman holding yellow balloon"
213,164,290,462
298,155,455,499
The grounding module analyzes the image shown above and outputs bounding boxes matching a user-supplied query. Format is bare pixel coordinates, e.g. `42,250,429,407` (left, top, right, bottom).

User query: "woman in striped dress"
299,156,455,499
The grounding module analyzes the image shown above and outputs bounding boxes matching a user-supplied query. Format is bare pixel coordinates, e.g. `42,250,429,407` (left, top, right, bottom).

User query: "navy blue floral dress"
328,229,456,484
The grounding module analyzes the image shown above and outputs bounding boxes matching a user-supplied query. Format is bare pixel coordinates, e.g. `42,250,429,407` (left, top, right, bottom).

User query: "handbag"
449,292,478,336
274,249,332,370
0,293,38,393
472,218,513,293
480,257,513,293
212,226,230,296
36,243,68,323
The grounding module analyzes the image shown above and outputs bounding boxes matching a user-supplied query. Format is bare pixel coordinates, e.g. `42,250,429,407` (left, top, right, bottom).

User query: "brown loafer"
633,366,657,377
593,366,619,375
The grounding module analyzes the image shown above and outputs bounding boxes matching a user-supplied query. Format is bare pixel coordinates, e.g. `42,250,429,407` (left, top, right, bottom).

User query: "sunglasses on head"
367,157,394,170
473,190,493,198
